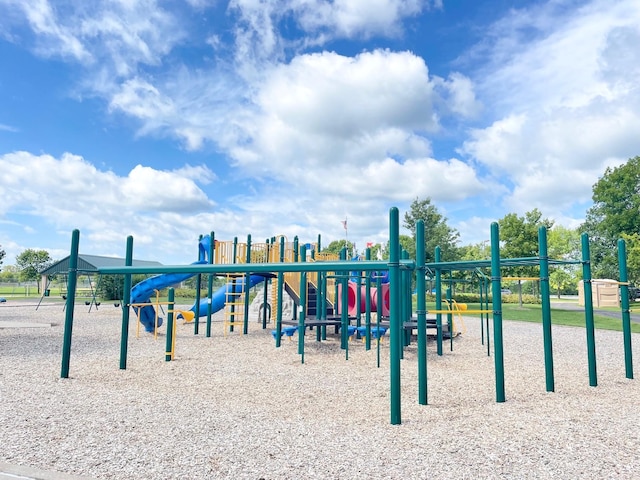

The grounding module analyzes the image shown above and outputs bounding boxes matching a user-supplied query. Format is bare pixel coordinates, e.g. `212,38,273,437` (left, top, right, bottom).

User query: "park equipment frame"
59,208,635,425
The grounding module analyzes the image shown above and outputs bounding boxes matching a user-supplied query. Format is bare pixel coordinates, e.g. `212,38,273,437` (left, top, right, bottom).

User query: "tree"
547,225,581,297
0,244,5,271
498,209,554,279
499,209,554,259
621,233,640,285
403,197,460,262
581,156,640,279
458,241,491,261
0,265,18,283
321,240,356,258
16,249,53,283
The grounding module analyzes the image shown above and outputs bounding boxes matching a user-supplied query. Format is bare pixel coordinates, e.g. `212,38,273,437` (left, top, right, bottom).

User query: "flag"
366,242,373,248
341,219,347,230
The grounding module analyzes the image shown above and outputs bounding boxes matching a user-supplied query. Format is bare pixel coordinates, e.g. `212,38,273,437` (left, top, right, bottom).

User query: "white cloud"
460,0,640,218
0,0,184,76
294,0,425,39
0,151,218,260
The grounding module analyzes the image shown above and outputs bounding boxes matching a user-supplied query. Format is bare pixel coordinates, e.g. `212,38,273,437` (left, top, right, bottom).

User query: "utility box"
577,279,619,307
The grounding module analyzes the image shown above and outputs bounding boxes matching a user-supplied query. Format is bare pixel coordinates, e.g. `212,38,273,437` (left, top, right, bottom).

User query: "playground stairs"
223,274,245,335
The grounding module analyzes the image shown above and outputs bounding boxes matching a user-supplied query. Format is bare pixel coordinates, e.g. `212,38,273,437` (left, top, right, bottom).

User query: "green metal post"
206,231,215,337
60,229,80,378
194,234,203,335
435,247,443,356
376,267,382,368
490,222,505,403
165,288,175,361
356,262,362,327
484,277,490,356
292,237,299,322
478,277,485,345
581,233,598,387
119,236,134,370
243,234,252,335
340,247,348,351
539,227,555,392
446,286,453,351
618,238,634,379
275,237,285,348
389,207,402,425
401,250,410,353
416,220,427,405
262,238,270,329
365,248,372,350
298,244,307,362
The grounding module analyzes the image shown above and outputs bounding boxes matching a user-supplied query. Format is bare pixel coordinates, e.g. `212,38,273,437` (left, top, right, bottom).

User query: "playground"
2,208,640,478
1,300,639,479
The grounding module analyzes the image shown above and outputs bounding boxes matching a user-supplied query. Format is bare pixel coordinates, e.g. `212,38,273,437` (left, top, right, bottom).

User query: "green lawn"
452,303,640,333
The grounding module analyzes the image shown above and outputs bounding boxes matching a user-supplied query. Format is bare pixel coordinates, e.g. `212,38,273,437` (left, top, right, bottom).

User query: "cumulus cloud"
0,151,217,257
294,0,426,39
460,0,640,220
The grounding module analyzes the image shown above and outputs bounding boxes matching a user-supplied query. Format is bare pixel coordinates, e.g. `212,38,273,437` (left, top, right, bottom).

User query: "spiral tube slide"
336,281,390,317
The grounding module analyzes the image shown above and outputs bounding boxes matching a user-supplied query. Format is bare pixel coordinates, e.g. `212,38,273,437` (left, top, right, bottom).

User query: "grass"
452,303,640,334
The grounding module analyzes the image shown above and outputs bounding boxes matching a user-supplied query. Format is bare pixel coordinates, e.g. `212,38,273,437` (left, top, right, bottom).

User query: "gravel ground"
1,300,640,479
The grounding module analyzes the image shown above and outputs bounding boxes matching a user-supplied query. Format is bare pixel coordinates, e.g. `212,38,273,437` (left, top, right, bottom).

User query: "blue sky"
1,0,639,266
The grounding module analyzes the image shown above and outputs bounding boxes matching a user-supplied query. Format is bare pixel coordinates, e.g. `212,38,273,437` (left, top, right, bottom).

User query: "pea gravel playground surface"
1,300,640,479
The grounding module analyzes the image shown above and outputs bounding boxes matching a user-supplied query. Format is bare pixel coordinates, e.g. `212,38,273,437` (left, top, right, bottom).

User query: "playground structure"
58,208,636,426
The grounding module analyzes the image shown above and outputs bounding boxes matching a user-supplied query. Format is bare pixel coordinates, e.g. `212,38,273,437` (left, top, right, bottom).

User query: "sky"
1,0,639,266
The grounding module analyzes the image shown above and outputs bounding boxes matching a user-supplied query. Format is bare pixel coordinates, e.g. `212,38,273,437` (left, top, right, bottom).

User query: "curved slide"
131,261,207,332
179,274,266,322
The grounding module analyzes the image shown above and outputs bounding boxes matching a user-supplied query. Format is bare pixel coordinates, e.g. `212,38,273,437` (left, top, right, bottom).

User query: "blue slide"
130,261,206,332
131,234,267,332
183,274,266,321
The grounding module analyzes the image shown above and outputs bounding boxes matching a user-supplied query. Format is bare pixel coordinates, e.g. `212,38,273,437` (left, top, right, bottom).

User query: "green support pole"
275,237,285,348
206,231,215,337
356,263,362,327
262,238,270,329
416,220,428,405
484,277,491,356
165,288,175,361
60,229,80,378
292,237,299,322
340,247,348,351
119,236,134,370
581,233,598,387
389,207,402,425
401,250,410,353
243,234,252,335
435,248,443,356
194,234,203,335
618,238,634,379
539,227,555,392
376,267,382,368
478,277,485,346
262,240,270,329
446,286,453,351
298,244,307,363
490,222,505,403
365,248,372,351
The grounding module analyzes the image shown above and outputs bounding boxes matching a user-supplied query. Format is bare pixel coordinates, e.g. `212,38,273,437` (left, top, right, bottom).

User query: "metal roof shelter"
38,255,163,310
40,254,163,276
